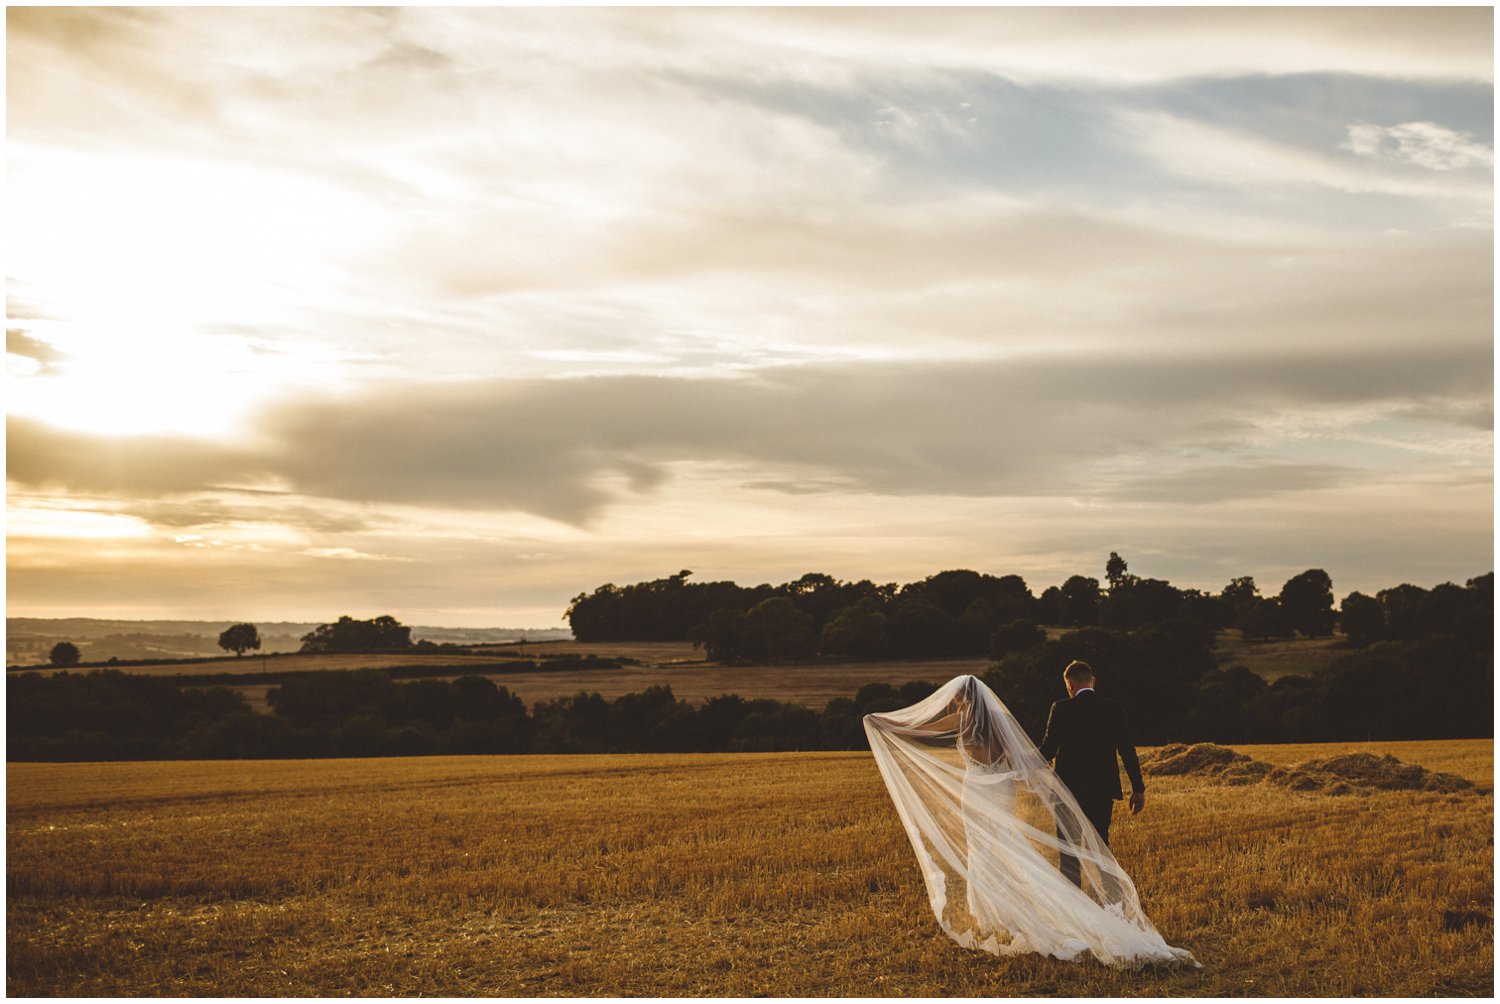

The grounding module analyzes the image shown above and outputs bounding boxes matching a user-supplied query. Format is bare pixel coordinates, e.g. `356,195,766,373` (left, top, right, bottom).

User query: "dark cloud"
122,495,382,535
7,419,257,498
1391,401,1495,431
9,343,1490,526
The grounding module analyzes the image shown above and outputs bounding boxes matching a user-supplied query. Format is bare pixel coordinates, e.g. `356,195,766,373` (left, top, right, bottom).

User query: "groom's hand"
1129,791,1145,815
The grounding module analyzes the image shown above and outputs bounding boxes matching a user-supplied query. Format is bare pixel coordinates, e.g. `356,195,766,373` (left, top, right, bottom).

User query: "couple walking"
864,662,1196,968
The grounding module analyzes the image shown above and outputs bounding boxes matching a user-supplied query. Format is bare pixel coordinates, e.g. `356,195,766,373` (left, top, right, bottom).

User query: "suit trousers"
1058,794,1115,888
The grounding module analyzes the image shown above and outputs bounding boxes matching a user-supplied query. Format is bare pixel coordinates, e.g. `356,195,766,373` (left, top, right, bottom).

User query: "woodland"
9,560,1490,761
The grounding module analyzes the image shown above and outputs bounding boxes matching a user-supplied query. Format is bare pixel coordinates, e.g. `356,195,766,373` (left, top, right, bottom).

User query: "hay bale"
1265,767,1325,792
1219,760,1274,785
1142,743,1250,776
1143,743,1474,798
1295,751,1473,793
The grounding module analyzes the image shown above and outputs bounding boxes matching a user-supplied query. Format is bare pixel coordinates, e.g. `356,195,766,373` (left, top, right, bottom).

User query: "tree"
1036,586,1062,625
740,597,817,663
1056,576,1101,627
300,615,412,653
1279,569,1336,638
1217,576,1259,629
1100,577,1184,630
820,598,890,660
218,623,262,657
1376,584,1431,642
1105,552,1129,592
48,642,81,668
1240,597,1294,640
888,600,960,658
991,619,1046,658
688,608,747,663
1340,592,1385,647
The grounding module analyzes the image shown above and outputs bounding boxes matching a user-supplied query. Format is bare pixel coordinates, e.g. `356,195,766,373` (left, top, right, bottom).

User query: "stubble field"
7,740,1492,996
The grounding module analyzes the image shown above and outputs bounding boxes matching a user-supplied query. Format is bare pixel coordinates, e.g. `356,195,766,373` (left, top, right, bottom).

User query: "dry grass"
7,740,1491,996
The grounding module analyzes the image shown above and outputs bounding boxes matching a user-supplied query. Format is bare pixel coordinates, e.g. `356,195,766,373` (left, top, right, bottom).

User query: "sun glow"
6,504,154,540
7,145,376,437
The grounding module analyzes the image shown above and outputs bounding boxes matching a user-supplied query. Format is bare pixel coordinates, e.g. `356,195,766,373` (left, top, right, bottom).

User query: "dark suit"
1038,688,1144,886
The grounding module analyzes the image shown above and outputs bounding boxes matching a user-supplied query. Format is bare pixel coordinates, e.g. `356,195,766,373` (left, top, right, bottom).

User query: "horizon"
5,560,1489,632
6,8,1493,629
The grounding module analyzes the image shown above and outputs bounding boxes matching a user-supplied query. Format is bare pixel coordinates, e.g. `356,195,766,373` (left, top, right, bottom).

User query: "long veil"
864,675,1197,968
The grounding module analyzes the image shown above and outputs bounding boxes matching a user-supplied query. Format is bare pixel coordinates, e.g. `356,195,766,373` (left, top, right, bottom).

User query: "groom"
1038,660,1145,887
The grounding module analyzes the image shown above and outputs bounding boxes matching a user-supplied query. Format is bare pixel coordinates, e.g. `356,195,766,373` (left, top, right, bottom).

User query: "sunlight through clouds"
5,7,1492,625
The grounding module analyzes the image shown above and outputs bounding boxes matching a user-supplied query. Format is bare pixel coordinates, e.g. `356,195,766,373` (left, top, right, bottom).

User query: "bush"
991,619,1046,658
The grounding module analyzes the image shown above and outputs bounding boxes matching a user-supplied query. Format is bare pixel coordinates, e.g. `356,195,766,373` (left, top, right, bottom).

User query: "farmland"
7,739,1491,996
11,633,1354,716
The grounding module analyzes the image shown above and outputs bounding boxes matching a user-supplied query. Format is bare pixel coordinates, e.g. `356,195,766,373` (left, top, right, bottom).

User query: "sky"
5,6,1494,629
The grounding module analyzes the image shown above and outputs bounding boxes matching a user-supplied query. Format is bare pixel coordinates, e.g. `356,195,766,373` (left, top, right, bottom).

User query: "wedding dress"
864,675,1197,967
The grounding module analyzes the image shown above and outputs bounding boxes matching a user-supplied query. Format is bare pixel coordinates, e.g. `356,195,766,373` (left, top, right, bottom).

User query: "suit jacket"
1037,689,1144,803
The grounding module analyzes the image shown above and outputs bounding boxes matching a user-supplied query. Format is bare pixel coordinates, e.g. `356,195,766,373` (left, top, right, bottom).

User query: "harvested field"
6,739,1492,996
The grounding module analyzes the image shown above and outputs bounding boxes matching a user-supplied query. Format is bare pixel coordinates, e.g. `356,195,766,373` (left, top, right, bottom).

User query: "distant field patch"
455,656,991,709
14,652,520,678
7,740,1491,996
1211,633,1350,681
491,639,706,664
220,655,990,715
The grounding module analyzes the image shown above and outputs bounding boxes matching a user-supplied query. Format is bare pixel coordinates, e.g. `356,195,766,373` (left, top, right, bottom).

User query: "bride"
864,675,1197,967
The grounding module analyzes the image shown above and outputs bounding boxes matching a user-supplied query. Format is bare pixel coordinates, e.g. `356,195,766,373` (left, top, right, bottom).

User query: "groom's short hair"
1063,660,1095,683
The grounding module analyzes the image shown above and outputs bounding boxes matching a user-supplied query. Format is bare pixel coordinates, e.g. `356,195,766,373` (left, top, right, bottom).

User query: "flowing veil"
864,675,1197,967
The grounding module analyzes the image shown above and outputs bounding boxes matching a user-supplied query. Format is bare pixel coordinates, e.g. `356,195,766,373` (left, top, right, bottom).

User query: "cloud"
6,330,67,378
123,495,384,535
302,547,414,563
1345,121,1495,171
5,6,1491,624
8,342,1490,527
1098,461,1361,505
1119,110,1493,202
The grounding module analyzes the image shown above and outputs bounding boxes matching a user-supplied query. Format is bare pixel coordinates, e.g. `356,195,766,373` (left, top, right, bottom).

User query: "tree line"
9,606,1489,762
566,560,1492,662
41,614,433,669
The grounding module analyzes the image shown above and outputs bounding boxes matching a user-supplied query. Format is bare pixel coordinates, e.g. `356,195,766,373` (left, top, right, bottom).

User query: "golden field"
7,739,1492,996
